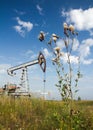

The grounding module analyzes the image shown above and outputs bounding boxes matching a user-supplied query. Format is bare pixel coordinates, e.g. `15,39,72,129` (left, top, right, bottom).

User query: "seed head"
38,31,45,41
52,33,59,43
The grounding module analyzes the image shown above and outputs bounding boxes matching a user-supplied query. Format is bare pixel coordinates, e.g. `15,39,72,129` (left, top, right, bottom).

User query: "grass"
0,96,93,130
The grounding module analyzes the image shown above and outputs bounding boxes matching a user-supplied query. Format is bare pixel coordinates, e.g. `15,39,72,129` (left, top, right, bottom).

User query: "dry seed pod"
63,23,68,30
52,33,59,43
54,47,60,53
68,24,75,34
60,52,64,56
38,31,45,41
69,24,74,31
63,23,69,37
52,58,58,62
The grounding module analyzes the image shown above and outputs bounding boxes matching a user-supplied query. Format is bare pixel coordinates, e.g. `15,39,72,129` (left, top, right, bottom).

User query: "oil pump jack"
7,52,46,95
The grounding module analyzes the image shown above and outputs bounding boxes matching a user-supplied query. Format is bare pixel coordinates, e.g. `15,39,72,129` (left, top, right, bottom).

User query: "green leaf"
75,90,79,93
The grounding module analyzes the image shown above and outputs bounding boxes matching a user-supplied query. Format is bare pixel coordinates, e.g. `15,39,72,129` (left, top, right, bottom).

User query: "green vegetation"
38,23,81,101
0,97,93,130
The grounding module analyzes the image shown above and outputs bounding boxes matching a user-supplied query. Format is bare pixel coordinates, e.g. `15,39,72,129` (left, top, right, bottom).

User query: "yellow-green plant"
38,23,83,130
0,97,93,129
38,23,82,101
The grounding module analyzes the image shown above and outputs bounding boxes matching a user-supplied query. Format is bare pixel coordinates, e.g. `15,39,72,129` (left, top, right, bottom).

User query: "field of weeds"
0,96,93,130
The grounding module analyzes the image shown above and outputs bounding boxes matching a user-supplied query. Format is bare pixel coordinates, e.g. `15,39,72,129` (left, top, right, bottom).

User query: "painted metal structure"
7,52,46,94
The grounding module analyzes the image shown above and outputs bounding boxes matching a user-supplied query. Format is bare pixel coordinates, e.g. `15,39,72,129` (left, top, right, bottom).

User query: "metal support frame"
19,68,29,92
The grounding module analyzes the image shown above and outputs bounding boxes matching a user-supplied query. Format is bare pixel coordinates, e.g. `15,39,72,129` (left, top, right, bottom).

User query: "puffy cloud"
56,39,65,50
43,48,51,58
36,4,43,15
61,53,79,64
13,17,33,37
79,38,93,64
41,37,93,65
79,38,93,58
55,38,93,65
62,8,93,35
61,8,93,64
72,38,79,51
56,38,79,51
62,8,69,17
60,38,93,65
14,25,24,36
82,59,93,65
69,55,79,64
16,17,33,31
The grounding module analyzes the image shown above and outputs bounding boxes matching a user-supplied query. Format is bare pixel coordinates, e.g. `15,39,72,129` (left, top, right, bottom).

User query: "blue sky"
0,0,93,100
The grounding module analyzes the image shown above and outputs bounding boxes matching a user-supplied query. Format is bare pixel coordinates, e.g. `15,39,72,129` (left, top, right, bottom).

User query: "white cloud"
61,7,93,64
43,48,51,58
13,17,33,37
79,38,93,64
14,25,24,36
16,17,33,31
62,8,93,35
56,39,65,50
61,53,79,64
82,59,93,65
55,38,93,65
41,37,93,65
62,8,69,17
72,38,79,51
36,4,43,15
70,55,79,64
0,64,11,74
60,37,93,65
79,38,93,58
56,38,79,51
